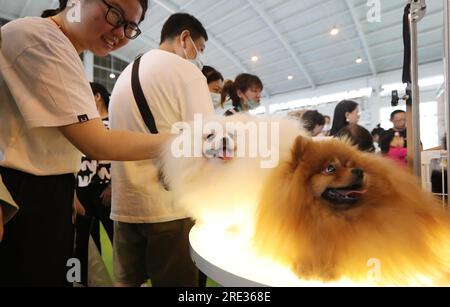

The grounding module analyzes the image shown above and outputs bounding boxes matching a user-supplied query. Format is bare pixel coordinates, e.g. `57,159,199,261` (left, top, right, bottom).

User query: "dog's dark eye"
324,165,336,174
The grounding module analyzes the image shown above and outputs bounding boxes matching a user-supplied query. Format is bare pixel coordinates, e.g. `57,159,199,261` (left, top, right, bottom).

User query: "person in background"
379,130,407,166
74,82,114,286
321,115,332,136
301,110,325,137
109,12,213,287
329,100,359,136
388,110,407,148
221,73,263,116
371,124,385,153
390,110,406,133
201,65,225,115
334,124,375,153
0,0,171,287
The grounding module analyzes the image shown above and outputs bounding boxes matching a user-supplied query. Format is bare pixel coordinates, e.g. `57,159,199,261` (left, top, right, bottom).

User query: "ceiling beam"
195,1,226,19
344,0,376,76
220,24,443,74
247,0,315,89
19,0,32,17
204,3,251,29
179,0,197,11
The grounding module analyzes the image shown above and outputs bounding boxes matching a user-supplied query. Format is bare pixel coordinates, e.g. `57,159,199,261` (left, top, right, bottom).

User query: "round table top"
189,224,368,287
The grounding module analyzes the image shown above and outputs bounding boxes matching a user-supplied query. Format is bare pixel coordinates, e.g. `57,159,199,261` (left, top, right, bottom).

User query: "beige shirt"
0,17,99,175
109,49,214,223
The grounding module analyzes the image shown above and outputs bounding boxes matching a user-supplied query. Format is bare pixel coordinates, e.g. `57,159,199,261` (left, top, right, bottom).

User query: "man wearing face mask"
108,13,213,287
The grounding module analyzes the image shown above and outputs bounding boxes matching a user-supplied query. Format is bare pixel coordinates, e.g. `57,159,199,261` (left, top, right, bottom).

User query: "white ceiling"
0,0,444,97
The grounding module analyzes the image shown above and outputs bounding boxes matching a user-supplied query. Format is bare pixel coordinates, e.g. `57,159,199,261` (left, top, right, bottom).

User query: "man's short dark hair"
160,13,208,44
390,110,406,120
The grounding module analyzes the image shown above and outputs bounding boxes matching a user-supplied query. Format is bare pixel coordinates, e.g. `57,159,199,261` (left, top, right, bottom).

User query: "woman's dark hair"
301,110,325,133
371,124,385,137
335,124,375,153
329,100,359,136
221,73,263,108
90,82,110,109
42,0,149,22
42,0,68,18
202,66,223,85
160,13,208,44
379,129,396,154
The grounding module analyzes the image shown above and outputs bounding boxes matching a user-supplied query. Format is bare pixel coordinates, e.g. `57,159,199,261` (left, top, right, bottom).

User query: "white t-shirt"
109,49,214,223
0,17,99,175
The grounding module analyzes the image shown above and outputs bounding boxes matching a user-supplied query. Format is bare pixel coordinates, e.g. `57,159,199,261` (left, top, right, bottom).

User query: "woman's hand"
100,185,112,207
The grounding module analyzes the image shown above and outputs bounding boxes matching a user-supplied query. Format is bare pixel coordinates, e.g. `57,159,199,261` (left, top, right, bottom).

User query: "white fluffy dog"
161,114,306,232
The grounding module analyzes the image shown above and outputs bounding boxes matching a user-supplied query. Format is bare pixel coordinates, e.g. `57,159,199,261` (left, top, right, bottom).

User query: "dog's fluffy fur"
254,136,450,285
161,114,305,229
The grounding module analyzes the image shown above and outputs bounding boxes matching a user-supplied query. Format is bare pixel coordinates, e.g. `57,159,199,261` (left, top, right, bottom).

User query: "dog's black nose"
351,168,364,179
222,137,229,150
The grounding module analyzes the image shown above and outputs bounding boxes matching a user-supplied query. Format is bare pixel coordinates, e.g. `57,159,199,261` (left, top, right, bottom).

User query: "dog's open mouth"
218,148,232,161
321,184,367,206
204,147,234,162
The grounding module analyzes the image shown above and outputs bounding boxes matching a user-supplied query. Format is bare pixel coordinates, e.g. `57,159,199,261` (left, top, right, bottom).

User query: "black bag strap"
131,55,158,134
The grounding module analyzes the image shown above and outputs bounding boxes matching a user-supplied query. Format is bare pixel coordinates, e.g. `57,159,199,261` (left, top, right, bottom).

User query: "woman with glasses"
0,0,169,286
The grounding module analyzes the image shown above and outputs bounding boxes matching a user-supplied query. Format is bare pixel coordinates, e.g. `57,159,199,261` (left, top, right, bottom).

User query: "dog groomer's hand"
0,204,4,243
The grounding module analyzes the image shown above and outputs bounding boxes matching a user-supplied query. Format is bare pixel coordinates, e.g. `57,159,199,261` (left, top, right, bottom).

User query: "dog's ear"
290,135,311,170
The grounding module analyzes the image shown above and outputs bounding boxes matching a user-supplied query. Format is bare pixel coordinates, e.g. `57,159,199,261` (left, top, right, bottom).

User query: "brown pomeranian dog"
254,136,450,286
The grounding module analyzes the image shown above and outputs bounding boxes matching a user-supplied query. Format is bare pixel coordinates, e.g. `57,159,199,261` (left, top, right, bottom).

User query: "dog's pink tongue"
342,190,367,197
221,149,230,161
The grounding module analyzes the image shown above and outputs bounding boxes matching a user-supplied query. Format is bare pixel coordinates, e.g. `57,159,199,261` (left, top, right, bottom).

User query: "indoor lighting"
355,57,363,64
330,27,339,36
269,87,373,113
288,75,294,80
251,56,259,62
109,73,116,79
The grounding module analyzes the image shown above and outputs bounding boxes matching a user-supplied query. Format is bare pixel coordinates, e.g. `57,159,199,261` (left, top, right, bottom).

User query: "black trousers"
76,184,113,251
74,183,113,286
0,167,75,287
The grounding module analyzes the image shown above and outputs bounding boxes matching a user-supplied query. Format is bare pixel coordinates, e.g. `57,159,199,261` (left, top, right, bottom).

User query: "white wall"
260,61,444,148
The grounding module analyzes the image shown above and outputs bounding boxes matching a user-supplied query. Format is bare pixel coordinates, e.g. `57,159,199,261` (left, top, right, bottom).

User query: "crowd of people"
286,100,409,166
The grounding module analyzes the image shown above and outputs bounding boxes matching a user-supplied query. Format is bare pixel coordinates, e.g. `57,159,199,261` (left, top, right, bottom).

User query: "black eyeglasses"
102,0,141,39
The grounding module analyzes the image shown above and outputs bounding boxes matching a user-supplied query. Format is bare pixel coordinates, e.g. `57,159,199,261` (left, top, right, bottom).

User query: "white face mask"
183,36,204,70
323,124,332,132
211,93,222,109
222,98,232,110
